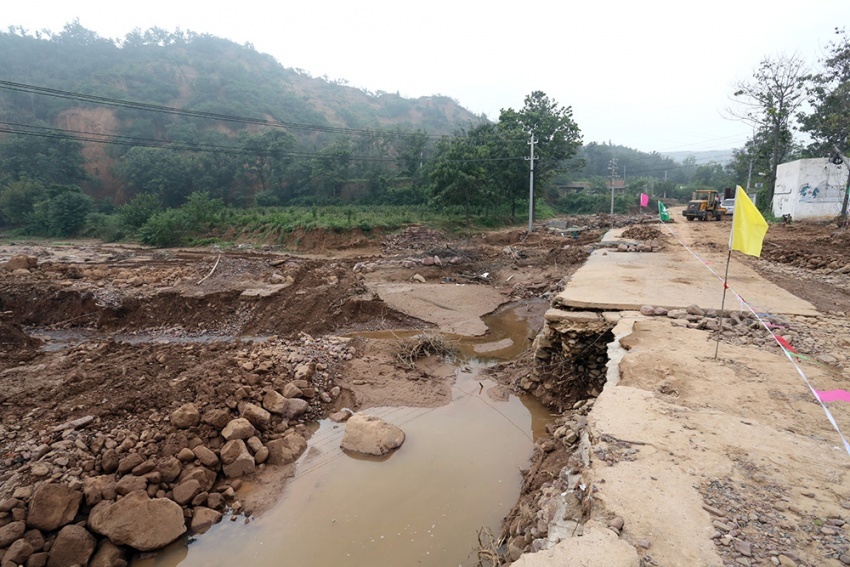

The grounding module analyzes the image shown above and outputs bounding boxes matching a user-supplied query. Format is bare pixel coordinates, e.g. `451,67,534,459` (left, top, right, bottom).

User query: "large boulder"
27,483,82,532
171,404,200,429
0,520,25,547
176,465,217,492
340,414,405,456
266,433,307,466
220,440,255,478
283,398,310,420
5,254,37,271
47,524,96,567
192,445,220,469
221,418,256,441
157,456,183,483
4,538,34,565
190,507,223,534
240,403,271,430
88,490,186,552
262,391,288,415
201,408,231,430
172,479,202,506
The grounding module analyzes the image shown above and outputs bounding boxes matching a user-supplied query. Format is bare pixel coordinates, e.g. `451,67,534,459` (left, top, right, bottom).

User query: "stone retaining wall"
520,309,614,412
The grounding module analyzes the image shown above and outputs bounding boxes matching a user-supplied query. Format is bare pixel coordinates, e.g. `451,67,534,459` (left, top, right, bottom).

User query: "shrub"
138,209,189,247
48,191,93,236
119,193,163,229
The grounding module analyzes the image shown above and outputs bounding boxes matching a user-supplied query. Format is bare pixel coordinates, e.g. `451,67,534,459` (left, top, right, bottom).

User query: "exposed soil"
1,214,849,567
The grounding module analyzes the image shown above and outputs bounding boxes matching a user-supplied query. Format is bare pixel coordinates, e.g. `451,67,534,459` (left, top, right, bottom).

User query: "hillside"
0,23,484,200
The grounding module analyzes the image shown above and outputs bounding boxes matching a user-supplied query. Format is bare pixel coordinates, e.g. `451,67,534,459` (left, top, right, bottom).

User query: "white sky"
3,1,849,154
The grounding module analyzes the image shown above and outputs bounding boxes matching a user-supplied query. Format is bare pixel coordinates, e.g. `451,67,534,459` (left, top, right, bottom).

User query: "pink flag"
817,390,850,403
640,193,649,207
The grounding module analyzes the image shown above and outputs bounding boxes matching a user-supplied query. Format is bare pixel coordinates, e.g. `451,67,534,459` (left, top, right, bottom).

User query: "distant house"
773,158,848,220
556,182,591,197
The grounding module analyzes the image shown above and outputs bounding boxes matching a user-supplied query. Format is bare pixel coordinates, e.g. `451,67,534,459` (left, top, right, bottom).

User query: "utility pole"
833,145,850,228
609,157,619,215
527,134,538,232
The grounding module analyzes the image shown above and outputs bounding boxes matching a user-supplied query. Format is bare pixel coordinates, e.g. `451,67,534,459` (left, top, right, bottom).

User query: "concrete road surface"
555,215,818,316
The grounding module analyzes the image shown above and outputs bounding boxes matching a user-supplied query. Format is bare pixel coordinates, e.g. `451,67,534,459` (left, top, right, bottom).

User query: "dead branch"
197,254,222,285
393,331,458,370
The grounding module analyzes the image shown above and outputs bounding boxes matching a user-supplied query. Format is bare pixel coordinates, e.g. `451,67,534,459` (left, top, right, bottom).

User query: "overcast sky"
4,1,849,155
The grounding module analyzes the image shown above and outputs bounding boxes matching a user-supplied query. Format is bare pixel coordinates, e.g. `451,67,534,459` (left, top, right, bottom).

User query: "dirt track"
1,214,849,566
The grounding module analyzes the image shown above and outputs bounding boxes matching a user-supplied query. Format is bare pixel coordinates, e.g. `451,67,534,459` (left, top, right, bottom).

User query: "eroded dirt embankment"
0,218,614,566
5,215,846,567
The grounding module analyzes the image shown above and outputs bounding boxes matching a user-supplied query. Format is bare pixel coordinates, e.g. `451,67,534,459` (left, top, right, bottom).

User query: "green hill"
0,22,484,203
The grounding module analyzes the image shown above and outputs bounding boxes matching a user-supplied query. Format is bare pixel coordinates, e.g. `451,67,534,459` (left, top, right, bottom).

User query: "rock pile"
522,310,614,411
381,227,447,253
503,399,599,559
0,333,355,565
620,226,663,241
701,478,850,566
636,304,820,353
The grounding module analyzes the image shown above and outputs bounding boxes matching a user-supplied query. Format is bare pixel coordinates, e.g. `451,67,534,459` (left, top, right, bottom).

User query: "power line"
0,80,448,140
0,120,527,165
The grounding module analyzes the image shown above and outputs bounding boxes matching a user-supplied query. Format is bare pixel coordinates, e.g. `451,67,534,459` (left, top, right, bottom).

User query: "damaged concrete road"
506,212,850,567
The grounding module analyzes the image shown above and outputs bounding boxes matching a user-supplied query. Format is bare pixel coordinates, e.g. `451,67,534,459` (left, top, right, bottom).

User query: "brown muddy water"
135,299,552,566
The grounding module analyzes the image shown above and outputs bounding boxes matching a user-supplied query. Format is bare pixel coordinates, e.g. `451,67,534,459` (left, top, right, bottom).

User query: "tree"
0,135,88,185
239,129,296,199
497,91,583,213
429,124,498,225
48,190,93,236
799,29,850,221
800,29,850,156
729,54,807,204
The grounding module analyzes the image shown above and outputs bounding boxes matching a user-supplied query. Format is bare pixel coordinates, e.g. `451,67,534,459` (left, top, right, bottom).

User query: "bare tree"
728,54,808,204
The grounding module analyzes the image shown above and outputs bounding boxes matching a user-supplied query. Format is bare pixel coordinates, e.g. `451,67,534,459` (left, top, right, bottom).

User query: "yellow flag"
731,186,768,257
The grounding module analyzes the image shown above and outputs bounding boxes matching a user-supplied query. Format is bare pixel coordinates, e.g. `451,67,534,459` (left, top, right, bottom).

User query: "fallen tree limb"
197,254,222,285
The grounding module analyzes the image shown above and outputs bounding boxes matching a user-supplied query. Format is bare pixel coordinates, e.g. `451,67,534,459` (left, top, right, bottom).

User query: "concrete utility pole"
833,145,850,228
527,134,538,232
609,158,619,215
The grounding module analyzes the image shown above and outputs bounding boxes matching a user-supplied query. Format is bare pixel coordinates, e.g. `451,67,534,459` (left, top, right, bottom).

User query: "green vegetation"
2,23,847,243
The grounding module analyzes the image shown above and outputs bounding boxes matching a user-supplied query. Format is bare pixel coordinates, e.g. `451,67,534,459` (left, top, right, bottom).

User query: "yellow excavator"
682,189,727,221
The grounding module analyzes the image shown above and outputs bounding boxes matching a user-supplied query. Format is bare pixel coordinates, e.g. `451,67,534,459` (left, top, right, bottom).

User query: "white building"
773,158,848,220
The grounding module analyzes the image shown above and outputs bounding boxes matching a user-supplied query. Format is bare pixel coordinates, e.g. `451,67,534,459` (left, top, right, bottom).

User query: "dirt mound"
621,225,662,240
761,223,850,270
0,320,38,347
545,245,591,266
381,226,447,253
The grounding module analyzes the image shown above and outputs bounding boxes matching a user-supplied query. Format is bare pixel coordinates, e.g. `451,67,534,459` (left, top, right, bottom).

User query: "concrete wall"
773,158,848,220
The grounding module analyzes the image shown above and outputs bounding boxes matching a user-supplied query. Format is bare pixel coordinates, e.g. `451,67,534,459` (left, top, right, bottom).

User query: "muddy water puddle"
356,298,547,361
144,368,549,567
138,300,551,567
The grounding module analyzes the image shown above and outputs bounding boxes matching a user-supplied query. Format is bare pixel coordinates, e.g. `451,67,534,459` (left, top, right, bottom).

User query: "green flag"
659,201,670,222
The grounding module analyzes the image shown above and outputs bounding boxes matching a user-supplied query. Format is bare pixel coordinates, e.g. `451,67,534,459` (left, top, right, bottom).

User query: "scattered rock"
190,507,223,534
27,483,82,532
47,524,96,567
88,491,186,552
221,418,256,441
171,403,201,429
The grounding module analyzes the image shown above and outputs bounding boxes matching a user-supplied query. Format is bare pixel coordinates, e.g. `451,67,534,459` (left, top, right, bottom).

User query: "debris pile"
0,334,354,564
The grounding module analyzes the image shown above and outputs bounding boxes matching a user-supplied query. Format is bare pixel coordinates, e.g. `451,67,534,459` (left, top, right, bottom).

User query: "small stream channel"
122,299,552,566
